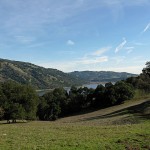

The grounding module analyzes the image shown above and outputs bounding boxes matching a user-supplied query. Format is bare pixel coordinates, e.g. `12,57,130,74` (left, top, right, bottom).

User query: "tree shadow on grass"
0,120,29,125
82,101,150,122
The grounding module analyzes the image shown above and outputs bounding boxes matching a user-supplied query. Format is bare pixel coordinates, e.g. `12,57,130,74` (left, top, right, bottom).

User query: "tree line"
37,81,134,120
0,61,150,122
125,62,150,93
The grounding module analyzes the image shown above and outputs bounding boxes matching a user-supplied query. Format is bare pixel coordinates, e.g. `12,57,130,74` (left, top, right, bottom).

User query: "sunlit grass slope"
0,98,150,150
0,121,150,150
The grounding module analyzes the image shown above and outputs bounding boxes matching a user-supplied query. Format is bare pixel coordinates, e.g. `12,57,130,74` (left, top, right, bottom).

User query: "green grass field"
0,121,150,150
0,99,150,150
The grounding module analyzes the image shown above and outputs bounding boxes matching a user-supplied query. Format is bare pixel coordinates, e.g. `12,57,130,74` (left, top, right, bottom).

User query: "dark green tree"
126,61,150,92
37,97,49,120
142,61,150,77
0,107,4,120
104,83,116,106
68,86,81,113
40,88,68,120
92,84,105,108
68,86,90,113
1,81,38,122
21,85,39,120
114,81,134,104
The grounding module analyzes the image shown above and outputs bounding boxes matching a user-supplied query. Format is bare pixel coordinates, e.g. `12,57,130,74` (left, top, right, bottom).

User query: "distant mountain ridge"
0,58,137,89
69,71,137,83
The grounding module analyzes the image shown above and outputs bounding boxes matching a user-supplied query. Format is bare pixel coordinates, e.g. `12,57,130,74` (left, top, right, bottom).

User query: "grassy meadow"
0,121,150,150
0,98,150,150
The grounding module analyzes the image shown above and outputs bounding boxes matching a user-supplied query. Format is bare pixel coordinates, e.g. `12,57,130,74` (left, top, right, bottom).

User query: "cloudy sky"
0,0,150,74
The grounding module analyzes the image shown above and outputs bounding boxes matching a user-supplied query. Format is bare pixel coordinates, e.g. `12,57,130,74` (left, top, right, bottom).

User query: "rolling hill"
57,99,150,125
0,58,137,89
0,58,85,89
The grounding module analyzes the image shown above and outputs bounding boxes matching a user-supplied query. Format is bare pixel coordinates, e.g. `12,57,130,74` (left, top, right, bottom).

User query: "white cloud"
35,56,108,72
36,60,143,74
2,0,149,34
127,49,133,54
67,40,75,46
34,50,146,74
100,65,143,74
35,46,109,72
77,56,108,65
92,47,111,56
115,38,127,53
78,46,110,65
1,0,150,31
142,22,150,33
37,61,78,72
125,47,134,54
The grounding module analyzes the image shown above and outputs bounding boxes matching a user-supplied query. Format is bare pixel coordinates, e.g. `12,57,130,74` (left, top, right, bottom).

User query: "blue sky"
0,0,150,74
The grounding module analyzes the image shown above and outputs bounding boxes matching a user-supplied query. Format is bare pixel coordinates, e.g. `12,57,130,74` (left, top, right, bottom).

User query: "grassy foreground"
0,98,150,150
0,120,150,150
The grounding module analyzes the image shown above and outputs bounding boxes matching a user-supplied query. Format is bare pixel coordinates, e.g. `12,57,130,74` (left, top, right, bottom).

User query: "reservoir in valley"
37,82,110,96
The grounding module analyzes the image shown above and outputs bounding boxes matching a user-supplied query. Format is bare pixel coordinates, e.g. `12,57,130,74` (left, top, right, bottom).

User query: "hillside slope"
58,99,150,125
0,58,84,89
0,58,137,89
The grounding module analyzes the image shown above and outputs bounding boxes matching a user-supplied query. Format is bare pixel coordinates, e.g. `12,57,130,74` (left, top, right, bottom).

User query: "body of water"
37,83,108,96
82,83,106,89
64,83,103,93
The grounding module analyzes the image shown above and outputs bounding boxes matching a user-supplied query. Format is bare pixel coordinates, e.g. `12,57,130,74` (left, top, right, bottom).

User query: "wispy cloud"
142,22,150,33
27,42,45,48
100,65,143,74
127,49,133,54
36,59,143,74
92,47,111,56
115,38,127,53
37,61,78,72
2,0,149,33
76,46,110,65
79,46,110,64
125,47,134,54
67,40,75,46
1,0,149,43
132,42,146,46
15,35,35,44
35,47,109,72
36,56,108,72
77,56,108,65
